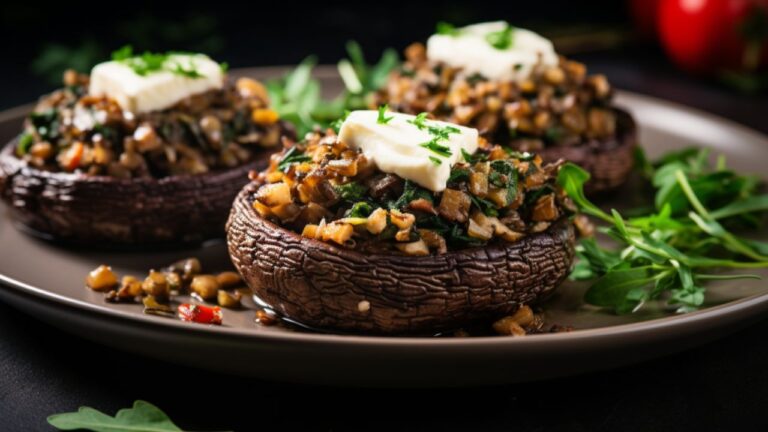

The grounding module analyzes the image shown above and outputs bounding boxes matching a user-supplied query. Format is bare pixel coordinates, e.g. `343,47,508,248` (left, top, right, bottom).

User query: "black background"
2,1,768,430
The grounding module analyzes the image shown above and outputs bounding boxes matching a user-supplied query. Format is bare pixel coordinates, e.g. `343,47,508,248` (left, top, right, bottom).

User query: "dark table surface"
2,48,768,432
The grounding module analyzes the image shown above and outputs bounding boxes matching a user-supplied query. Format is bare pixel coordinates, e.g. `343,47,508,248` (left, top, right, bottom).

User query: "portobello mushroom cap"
0,139,276,245
227,181,576,335
541,107,636,195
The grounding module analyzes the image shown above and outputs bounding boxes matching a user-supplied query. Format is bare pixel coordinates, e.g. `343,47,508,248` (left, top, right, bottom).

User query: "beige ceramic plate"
1,67,767,387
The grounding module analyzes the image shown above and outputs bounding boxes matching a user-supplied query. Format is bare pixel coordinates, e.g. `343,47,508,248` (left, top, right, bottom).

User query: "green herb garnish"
485,23,515,50
277,147,312,172
390,180,433,210
407,112,428,130
429,156,443,166
436,21,461,36
420,139,452,158
335,181,368,202
347,201,374,218
471,195,499,217
110,45,208,78
48,400,191,432
330,110,351,133
377,104,393,124
559,150,768,314
16,132,34,156
448,167,470,183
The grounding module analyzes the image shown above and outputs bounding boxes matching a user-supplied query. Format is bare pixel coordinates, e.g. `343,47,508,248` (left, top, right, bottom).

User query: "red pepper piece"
178,303,223,325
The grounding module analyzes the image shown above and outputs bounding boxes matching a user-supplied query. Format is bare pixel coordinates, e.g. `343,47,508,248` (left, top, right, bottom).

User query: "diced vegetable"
86,265,118,291
178,304,223,325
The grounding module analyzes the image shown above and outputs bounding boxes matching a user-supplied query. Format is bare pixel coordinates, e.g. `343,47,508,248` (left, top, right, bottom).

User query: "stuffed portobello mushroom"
0,48,293,244
227,109,585,334
376,22,636,194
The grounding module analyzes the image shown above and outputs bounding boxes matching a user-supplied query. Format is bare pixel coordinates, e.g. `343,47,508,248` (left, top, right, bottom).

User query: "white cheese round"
426,21,558,82
89,54,224,114
338,110,479,192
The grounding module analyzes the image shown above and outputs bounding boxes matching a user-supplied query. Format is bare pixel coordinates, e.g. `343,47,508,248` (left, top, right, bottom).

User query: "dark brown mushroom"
0,138,275,245
226,181,576,335
535,108,636,195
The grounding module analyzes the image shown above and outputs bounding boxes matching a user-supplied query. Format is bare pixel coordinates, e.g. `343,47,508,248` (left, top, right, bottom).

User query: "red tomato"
658,0,768,73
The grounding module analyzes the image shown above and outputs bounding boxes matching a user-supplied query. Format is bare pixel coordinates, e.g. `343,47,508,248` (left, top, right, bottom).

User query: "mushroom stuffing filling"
376,43,617,153
14,71,288,178
250,130,580,256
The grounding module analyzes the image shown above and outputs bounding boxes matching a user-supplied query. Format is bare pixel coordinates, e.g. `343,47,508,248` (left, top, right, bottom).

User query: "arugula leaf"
47,400,187,432
585,267,656,314
567,148,768,314
557,163,612,223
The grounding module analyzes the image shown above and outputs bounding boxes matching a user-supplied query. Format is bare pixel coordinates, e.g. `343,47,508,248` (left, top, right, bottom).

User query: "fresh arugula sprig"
47,400,228,432
558,150,768,314
266,56,323,136
337,40,399,110
267,42,400,135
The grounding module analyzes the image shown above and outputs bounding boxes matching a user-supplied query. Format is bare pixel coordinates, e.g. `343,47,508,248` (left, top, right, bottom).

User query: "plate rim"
2,69,768,349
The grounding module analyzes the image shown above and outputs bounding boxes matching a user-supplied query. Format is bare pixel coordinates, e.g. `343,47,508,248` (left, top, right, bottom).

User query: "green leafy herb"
461,148,487,164
429,156,443,166
347,201,374,218
377,104,394,124
420,139,452,158
277,147,312,172
471,195,499,217
337,40,400,110
448,167,470,183
490,159,518,203
110,45,207,78
219,61,229,72
47,400,189,432
407,112,429,130
335,181,368,202
485,23,515,50
436,21,461,36
330,110,351,133
390,180,433,210
266,56,322,136
269,42,400,135
559,150,768,314
29,108,60,142
16,132,34,156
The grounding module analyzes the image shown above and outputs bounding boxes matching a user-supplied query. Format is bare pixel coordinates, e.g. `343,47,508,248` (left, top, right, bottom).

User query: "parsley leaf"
420,139,452,158
377,105,393,124
485,23,515,50
436,21,461,36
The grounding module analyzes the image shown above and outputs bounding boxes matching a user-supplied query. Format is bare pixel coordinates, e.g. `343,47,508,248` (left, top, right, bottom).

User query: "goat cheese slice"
89,54,224,114
427,21,558,82
337,110,479,192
